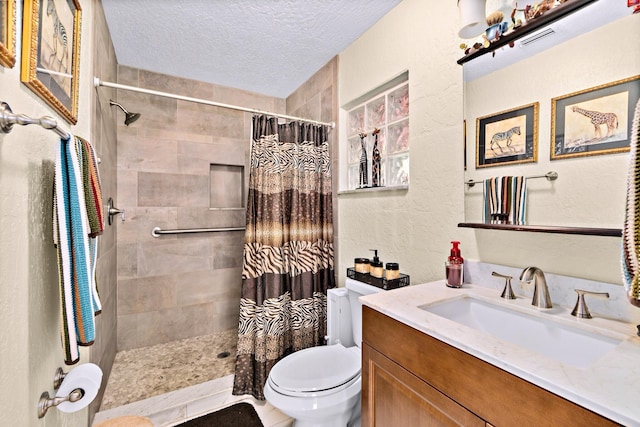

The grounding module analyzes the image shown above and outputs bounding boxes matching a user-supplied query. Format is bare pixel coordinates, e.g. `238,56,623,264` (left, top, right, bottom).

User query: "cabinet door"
362,343,485,427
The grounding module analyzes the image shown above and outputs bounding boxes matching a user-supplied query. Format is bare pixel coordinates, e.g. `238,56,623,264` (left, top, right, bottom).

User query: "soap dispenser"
446,241,464,288
370,249,384,278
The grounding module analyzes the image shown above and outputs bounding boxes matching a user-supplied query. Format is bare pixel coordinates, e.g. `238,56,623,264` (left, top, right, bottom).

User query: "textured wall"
338,0,465,286
114,67,285,350
338,0,637,288
463,15,640,284
0,1,113,426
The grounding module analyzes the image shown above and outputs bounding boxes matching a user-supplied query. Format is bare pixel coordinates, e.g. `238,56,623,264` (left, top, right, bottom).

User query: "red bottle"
446,241,464,288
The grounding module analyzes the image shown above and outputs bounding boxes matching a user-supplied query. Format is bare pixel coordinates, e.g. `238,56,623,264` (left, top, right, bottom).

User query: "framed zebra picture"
551,75,640,160
476,102,539,168
0,0,16,68
21,0,82,124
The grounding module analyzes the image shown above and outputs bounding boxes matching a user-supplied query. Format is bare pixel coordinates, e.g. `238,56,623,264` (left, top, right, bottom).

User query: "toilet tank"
346,278,384,348
326,279,384,348
326,287,354,347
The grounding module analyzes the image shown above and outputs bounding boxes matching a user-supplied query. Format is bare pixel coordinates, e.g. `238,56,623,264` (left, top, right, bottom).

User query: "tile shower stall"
114,65,284,351
100,59,336,418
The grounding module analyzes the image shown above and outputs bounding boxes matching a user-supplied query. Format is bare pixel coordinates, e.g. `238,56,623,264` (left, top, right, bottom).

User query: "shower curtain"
233,115,335,400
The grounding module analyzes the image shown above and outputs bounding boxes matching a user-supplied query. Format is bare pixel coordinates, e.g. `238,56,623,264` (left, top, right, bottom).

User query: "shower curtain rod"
93,78,335,129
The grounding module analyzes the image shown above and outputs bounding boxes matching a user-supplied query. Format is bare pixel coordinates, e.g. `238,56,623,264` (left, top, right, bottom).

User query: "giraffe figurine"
358,131,368,188
371,128,382,187
571,106,618,139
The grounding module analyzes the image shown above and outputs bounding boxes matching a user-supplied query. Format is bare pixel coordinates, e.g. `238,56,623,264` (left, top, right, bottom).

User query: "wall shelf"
457,0,597,66
458,222,621,237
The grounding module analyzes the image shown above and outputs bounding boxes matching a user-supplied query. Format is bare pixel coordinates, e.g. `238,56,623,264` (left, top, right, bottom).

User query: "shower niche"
210,164,245,210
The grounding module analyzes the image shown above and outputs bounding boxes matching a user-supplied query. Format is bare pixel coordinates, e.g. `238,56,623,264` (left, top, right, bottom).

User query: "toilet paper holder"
37,367,82,419
38,388,85,418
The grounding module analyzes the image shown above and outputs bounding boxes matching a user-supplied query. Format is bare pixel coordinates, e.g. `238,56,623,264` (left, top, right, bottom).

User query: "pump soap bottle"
446,241,464,288
370,249,384,278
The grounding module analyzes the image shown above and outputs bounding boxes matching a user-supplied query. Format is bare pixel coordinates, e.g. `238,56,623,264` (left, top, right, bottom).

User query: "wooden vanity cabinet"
362,306,620,427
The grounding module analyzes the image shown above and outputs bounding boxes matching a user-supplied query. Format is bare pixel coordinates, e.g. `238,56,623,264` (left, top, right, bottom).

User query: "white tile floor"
92,374,292,427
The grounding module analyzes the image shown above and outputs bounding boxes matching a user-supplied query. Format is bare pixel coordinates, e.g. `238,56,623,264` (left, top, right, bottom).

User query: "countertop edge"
360,281,640,426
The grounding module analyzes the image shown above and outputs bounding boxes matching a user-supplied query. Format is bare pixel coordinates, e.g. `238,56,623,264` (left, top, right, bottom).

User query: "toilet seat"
268,344,360,397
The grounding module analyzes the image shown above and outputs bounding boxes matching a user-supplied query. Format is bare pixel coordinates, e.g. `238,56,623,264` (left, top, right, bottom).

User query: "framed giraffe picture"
476,102,539,168
551,75,640,160
21,0,82,124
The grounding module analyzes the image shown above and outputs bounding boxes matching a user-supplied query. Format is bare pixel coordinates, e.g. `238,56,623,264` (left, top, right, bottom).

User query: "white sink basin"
420,296,622,368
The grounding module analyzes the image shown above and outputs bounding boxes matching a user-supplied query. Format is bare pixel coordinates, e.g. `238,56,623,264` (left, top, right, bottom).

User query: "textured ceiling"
101,0,402,98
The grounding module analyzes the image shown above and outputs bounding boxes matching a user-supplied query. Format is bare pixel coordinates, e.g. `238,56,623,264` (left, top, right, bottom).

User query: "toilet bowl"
263,278,383,427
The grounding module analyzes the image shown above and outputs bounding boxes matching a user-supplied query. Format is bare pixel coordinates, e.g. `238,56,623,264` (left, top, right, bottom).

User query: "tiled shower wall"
89,1,119,420
114,61,337,351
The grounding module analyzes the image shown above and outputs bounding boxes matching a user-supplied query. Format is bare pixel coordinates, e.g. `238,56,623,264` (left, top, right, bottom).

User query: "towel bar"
465,171,558,187
151,226,245,237
0,101,71,139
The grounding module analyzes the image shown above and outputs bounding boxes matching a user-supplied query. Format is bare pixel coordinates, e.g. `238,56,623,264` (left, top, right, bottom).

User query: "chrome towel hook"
107,197,125,225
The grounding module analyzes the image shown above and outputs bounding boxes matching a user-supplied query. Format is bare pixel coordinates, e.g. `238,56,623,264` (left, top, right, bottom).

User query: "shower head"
109,100,141,126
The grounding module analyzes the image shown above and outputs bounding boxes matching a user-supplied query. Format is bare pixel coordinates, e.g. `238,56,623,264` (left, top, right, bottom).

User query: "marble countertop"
360,281,640,426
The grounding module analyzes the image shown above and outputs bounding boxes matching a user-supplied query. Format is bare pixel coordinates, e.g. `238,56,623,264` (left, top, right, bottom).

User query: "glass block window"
346,81,409,189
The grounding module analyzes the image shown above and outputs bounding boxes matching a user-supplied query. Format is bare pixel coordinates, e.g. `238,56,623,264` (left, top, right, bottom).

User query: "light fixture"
457,0,487,39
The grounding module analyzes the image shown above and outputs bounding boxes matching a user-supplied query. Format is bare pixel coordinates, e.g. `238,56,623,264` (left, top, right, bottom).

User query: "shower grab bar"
1,101,72,139
94,77,335,129
465,171,558,187
151,226,246,237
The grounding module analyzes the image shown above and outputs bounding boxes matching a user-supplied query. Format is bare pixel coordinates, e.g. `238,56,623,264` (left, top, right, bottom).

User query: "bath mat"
177,402,264,427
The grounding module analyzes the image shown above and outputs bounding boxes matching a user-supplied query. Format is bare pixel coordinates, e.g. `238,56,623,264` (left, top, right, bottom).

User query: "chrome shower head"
109,100,141,126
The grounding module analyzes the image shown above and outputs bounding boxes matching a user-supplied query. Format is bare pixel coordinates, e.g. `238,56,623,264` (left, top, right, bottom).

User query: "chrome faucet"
519,267,552,308
571,289,609,319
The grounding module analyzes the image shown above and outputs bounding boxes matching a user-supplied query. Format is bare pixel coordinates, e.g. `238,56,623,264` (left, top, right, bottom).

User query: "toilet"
263,278,383,427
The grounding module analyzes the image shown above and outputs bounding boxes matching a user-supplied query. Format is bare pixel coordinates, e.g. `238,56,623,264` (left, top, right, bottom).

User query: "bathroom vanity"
360,282,640,426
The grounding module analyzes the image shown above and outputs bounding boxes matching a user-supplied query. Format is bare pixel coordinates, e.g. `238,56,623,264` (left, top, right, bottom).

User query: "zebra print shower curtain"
232,115,335,400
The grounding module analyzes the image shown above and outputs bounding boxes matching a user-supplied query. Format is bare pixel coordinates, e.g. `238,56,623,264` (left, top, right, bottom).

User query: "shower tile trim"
92,374,292,427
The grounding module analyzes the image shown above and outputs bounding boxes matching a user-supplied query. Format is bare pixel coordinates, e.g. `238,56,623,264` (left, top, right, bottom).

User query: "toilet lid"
269,345,360,393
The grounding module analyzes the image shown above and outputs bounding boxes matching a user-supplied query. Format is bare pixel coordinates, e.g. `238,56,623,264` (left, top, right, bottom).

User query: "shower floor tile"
100,329,237,410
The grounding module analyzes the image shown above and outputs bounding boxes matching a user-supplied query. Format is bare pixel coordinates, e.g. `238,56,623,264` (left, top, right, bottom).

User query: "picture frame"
21,0,82,124
551,75,640,160
476,102,539,168
463,119,467,171
0,0,16,68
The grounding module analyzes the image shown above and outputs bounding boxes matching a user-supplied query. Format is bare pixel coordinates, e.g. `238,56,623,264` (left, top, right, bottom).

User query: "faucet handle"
571,289,610,319
492,271,516,300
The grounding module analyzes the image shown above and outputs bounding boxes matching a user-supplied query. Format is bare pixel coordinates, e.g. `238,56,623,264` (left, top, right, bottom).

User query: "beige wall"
0,1,117,426
337,0,637,286
338,0,465,286
463,14,640,284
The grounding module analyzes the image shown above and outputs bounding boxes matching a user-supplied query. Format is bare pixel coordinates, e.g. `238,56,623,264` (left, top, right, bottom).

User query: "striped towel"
622,97,640,308
53,136,103,365
483,176,527,225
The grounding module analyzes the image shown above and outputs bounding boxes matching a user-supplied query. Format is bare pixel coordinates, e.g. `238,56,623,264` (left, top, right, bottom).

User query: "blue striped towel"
53,136,102,365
